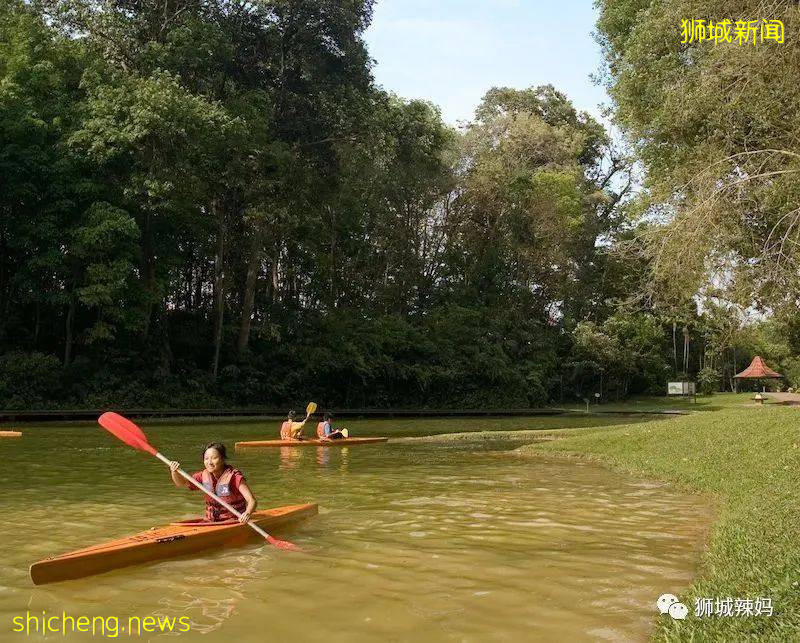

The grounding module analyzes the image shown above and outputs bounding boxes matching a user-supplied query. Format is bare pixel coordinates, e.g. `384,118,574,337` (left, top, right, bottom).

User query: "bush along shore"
517,405,800,641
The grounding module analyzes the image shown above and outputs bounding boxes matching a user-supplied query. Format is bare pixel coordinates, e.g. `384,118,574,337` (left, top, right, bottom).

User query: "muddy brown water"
0,421,710,641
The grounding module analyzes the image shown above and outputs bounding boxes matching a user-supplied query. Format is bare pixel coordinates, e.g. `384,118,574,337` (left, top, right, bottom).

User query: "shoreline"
513,406,799,641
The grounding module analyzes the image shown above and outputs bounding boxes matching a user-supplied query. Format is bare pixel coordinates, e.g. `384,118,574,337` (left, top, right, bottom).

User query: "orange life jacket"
280,420,292,440
201,467,247,522
316,422,326,438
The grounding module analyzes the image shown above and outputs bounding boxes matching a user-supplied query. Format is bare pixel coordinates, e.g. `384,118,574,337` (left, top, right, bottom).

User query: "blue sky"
363,0,610,127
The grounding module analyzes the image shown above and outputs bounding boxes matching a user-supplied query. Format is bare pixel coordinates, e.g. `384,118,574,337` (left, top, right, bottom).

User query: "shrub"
0,351,64,408
697,366,721,395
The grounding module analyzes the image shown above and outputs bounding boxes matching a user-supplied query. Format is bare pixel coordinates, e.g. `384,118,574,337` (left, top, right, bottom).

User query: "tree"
0,1,87,357
596,0,800,311
572,312,669,398
446,86,630,318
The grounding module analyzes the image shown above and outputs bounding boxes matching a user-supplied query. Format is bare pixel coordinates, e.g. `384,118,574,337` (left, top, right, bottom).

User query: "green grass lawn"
557,391,767,413
519,401,800,641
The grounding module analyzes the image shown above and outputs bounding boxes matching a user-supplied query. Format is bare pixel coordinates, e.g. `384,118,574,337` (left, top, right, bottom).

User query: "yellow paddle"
289,402,317,440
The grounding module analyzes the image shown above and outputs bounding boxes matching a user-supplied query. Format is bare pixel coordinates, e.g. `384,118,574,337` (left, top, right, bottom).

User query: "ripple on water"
3,428,711,642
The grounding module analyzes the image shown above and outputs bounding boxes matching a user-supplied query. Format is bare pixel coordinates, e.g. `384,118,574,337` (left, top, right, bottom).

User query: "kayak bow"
30,503,317,585
0,430,21,437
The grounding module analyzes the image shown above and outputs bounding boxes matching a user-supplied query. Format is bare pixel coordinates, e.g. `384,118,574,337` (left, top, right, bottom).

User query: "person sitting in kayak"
280,410,309,441
168,442,257,523
317,413,347,440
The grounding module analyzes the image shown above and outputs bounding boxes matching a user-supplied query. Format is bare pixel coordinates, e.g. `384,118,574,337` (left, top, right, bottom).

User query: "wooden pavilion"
733,356,782,393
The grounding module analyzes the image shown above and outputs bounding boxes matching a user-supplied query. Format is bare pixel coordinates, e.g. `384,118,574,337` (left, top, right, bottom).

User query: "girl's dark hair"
287,410,296,419
324,413,331,421
202,442,227,460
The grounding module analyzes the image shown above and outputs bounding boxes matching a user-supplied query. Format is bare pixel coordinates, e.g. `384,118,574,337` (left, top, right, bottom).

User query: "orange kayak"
30,503,317,585
236,437,388,448
0,430,21,437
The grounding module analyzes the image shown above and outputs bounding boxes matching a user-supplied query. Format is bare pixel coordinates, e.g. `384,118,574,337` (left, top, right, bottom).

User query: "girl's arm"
168,461,190,488
238,482,257,523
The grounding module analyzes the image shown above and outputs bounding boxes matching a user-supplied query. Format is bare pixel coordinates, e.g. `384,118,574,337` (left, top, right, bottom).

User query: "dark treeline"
1,0,763,410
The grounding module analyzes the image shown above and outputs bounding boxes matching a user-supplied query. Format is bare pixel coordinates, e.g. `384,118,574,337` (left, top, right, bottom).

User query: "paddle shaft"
154,452,273,541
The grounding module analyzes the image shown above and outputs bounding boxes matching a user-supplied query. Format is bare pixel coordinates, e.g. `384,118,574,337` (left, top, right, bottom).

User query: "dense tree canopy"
596,0,800,309
6,0,786,409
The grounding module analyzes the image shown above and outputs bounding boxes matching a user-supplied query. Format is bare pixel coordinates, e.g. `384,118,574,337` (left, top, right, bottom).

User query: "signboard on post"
667,381,696,395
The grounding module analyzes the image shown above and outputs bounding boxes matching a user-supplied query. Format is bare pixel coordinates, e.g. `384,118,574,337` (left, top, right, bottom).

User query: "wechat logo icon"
657,594,688,620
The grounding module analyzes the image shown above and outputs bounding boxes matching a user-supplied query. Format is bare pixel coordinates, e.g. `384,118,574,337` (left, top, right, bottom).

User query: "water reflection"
278,447,302,470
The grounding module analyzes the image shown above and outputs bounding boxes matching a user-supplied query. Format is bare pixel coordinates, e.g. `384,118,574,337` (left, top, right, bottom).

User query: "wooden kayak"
0,430,21,437
30,503,317,585
236,437,388,448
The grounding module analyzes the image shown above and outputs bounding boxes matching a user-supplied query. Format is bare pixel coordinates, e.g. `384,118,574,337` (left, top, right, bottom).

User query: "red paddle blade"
98,412,157,456
100,411,148,442
267,536,302,552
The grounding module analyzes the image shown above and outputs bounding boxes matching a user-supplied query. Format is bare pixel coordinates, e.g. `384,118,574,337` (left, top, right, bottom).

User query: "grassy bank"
556,392,764,413
518,404,800,641
393,429,560,443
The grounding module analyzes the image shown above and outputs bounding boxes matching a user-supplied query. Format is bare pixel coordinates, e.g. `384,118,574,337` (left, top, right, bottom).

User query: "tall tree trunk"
141,211,156,339
236,225,266,355
159,299,173,373
194,261,204,313
64,295,76,367
672,321,677,376
328,205,337,306
183,255,193,311
682,326,690,374
34,301,41,348
212,203,225,378
0,231,7,339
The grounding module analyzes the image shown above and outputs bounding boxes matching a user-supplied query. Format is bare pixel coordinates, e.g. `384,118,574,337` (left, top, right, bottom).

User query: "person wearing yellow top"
279,410,308,440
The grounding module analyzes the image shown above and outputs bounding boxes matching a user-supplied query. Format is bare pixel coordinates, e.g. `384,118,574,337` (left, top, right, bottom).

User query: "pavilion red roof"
733,356,782,379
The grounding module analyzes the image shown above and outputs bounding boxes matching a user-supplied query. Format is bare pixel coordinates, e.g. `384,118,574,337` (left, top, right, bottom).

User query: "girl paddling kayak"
317,413,348,440
169,443,257,523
